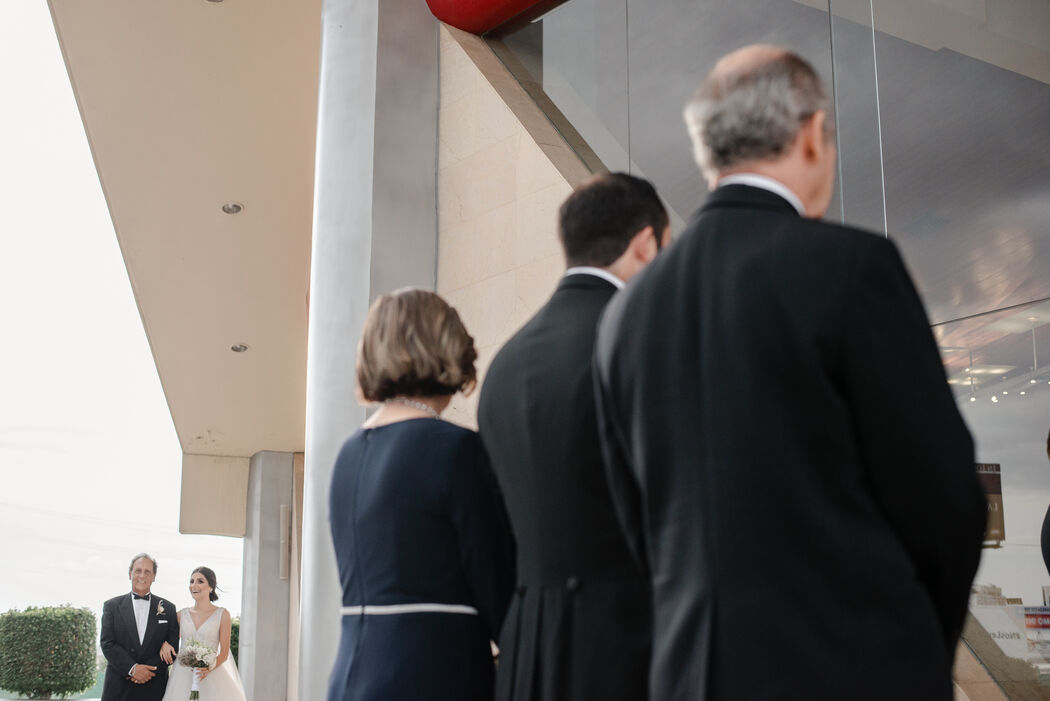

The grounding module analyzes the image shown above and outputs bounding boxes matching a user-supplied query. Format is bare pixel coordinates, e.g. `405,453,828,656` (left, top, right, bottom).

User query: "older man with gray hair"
593,45,986,700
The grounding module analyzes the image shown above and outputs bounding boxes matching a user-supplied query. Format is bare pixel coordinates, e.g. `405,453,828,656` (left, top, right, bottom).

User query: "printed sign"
971,605,1050,663
976,463,1005,546
1025,609,1050,630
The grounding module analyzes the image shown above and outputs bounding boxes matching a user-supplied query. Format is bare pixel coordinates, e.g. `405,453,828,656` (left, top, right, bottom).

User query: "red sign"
426,0,570,34
1024,608,1050,629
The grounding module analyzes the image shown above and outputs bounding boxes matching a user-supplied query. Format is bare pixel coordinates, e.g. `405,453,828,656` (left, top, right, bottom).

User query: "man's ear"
628,225,657,262
800,110,830,164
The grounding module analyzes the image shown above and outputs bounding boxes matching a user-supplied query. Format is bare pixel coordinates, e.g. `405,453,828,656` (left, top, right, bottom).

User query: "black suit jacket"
479,273,651,701
594,185,986,701
100,593,179,701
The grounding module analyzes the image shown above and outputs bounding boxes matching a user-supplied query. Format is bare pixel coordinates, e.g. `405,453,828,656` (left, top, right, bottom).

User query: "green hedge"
0,606,96,700
230,617,239,664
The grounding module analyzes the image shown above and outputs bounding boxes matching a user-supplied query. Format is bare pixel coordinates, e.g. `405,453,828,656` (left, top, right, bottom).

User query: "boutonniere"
156,601,166,616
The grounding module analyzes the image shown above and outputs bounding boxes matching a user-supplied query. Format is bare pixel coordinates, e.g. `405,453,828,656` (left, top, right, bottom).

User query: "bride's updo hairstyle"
192,566,220,602
356,288,477,402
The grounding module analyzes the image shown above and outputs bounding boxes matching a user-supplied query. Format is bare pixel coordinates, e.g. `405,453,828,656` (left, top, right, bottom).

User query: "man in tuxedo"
478,172,669,700
100,554,180,701
593,46,987,700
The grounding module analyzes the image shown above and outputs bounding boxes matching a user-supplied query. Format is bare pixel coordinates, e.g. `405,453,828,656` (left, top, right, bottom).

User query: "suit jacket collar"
557,271,619,295
700,183,803,218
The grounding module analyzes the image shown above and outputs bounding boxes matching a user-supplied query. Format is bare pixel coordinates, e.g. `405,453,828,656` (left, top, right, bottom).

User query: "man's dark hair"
558,172,669,268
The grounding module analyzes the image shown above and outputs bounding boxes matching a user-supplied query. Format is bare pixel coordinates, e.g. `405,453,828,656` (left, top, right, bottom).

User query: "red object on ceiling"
426,0,567,34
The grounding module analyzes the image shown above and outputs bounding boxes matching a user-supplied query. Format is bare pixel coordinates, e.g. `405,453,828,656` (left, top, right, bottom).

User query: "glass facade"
490,1,1050,694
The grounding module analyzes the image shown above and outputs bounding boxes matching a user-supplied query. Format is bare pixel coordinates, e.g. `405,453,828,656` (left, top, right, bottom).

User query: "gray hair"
684,49,831,182
128,552,158,574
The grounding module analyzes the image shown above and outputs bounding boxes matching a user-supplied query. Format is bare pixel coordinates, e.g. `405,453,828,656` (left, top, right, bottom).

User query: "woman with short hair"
327,288,515,701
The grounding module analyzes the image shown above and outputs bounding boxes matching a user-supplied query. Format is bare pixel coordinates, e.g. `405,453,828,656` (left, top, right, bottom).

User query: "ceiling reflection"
491,0,1050,328
875,33,1050,324
938,299,1050,406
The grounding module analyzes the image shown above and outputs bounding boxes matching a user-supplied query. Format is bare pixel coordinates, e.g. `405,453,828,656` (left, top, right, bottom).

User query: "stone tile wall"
436,25,591,428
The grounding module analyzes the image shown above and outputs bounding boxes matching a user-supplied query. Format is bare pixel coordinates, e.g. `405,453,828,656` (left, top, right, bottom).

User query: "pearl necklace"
386,397,440,418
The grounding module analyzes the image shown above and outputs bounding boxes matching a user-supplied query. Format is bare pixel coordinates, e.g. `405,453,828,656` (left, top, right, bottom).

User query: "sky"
0,1,243,625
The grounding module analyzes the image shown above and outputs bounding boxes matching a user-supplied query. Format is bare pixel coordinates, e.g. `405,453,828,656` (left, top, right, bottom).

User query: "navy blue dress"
327,418,515,701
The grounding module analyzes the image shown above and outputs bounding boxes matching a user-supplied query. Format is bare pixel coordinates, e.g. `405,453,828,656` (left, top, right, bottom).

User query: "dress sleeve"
446,434,516,639
838,236,986,649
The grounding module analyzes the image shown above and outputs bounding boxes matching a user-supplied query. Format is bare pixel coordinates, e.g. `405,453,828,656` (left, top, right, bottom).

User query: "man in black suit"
478,173,669,700
100,553,180,701
593,46,987,700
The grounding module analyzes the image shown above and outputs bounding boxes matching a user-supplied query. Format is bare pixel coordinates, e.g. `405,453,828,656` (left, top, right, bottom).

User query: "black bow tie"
133,593,151,601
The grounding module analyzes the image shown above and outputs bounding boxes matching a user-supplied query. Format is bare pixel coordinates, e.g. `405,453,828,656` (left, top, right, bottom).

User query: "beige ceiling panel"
48,0,321,457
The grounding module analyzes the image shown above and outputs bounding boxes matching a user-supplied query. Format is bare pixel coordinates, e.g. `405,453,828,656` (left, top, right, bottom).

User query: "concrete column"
298,1,438,699
286,454,304,701
239,451,293,701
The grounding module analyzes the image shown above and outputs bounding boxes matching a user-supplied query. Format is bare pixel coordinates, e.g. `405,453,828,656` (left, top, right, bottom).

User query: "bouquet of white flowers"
177,638,217,700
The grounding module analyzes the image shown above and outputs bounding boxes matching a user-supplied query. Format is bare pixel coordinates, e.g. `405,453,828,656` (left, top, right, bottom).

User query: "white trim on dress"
340,603,479,616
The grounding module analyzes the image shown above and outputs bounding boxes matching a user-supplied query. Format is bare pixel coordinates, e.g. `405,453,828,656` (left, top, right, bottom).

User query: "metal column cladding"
300,0,438,699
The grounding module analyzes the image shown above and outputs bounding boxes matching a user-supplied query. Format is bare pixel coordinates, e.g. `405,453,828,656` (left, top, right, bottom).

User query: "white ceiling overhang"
48,0,321,460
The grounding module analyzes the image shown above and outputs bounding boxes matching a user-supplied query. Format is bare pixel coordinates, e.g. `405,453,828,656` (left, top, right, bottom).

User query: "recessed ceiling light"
1020,391,1027,396
991,395,999,403
222,202,243,215
231,344,249,353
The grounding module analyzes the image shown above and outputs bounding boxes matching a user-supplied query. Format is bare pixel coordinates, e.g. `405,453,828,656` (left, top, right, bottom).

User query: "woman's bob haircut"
356,288,477,402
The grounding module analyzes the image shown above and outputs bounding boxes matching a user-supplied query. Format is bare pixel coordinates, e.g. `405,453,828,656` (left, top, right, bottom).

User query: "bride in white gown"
161,567,246,701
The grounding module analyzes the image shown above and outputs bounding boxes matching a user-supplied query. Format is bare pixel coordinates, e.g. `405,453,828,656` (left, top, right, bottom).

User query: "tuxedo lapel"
120,594,139,646
142,595,158,648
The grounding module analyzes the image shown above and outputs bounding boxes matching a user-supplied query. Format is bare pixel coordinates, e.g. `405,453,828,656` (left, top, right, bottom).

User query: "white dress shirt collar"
717,173,806,217
131,593,150,645
564,267,625,290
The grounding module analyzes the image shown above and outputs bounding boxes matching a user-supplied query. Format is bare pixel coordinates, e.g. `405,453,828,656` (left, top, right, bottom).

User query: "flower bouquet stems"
177,638,217,700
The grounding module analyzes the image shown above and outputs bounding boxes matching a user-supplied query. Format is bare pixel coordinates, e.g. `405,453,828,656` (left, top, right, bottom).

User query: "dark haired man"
478,172,669,701
100,554,180,701
594,45,986,700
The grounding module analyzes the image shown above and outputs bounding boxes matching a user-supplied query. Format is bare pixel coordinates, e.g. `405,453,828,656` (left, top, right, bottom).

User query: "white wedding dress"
161,607,247,701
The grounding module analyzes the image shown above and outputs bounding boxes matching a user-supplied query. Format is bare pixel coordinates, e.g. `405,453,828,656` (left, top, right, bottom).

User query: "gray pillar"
240,451,293,701
299,1,438,699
